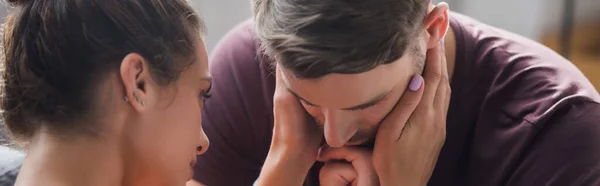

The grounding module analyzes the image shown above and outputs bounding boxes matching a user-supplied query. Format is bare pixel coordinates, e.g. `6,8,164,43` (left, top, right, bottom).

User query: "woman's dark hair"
1,0,204,142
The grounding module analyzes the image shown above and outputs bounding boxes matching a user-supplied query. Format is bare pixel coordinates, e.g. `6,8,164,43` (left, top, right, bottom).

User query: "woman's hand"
255,65,323,186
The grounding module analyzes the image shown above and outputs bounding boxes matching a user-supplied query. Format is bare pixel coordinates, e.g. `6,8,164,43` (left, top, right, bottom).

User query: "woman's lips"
188,159,197,180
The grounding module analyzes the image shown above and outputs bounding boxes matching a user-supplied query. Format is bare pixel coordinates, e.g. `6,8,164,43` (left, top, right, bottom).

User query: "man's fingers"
320,162,357,186
318,146,369,163
318,146,373,177
318,147,379,186
353,160,380,186
376,75,425,141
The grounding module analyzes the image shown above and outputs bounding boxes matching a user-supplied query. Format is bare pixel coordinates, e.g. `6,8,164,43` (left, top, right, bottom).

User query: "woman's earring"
133,92,145,107
123,96,129,103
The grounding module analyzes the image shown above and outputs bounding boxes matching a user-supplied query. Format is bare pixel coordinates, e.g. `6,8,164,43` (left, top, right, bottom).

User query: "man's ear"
423,2,449,49
119,53,151,112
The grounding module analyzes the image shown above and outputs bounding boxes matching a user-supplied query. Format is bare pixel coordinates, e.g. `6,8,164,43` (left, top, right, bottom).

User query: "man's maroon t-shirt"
194,13,600,186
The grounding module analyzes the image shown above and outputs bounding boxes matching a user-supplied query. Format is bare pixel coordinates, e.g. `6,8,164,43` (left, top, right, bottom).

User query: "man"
191,0,600,185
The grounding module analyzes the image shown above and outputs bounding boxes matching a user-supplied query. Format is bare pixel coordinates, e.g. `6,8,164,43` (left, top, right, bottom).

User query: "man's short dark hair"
252,0,429,78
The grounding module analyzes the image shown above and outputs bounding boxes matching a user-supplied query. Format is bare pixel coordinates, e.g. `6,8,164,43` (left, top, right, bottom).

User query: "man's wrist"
256,148,315,186
379,172,424,186
267,142,318,169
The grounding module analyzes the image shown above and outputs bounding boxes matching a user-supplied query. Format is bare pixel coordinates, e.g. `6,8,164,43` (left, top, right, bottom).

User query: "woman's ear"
119,53,151,112
423,2,449,49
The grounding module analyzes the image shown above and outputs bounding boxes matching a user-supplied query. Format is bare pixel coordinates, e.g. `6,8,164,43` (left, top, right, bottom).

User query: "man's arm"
506,101,600,185
192,20,275,186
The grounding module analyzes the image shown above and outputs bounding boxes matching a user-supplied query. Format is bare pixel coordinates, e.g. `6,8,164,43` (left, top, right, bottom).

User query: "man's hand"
372,32,451,185
317,146,379,186
255,65,323,186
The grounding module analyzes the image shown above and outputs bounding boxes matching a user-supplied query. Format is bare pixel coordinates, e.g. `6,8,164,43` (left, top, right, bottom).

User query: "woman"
1,0,211,185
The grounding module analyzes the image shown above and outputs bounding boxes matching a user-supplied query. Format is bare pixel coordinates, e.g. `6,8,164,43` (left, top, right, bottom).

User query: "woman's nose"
196,130,210,155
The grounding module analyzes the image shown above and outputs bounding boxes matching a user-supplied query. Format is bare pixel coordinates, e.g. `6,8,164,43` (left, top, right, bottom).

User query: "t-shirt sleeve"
192,20,275,186
505,101,600,185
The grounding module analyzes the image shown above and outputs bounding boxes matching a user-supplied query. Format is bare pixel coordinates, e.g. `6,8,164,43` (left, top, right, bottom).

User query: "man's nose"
323,109,357,148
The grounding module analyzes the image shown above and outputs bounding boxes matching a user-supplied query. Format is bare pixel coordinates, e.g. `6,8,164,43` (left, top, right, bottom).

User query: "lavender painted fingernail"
409,75,422,91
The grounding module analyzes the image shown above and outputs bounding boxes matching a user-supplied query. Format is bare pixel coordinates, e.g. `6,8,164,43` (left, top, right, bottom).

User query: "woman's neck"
15,130,125,186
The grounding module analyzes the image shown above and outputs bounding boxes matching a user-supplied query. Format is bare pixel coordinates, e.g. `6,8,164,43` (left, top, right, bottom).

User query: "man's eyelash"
347,95,389,111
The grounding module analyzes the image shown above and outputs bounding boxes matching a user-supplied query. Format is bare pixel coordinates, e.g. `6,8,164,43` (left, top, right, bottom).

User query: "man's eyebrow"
286,87,391,111
287,88,318,106
341,91,391,111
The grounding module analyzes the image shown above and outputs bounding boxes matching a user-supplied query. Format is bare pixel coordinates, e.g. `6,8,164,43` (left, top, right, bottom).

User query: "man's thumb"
320,162,357,186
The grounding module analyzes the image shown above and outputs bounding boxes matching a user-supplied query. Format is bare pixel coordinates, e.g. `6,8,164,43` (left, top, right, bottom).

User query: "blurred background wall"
194,0,599,53
194,0,548,53
191,0,599,87
1,0,596,63
0,0,597,55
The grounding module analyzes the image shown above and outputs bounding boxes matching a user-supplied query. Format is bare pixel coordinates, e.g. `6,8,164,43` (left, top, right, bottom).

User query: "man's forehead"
279,60,413,109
